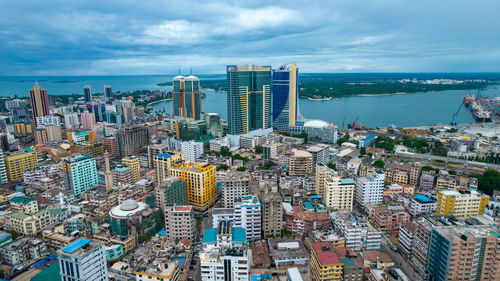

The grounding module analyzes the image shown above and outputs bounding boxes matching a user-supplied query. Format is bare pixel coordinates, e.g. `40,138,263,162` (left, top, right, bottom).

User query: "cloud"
0,0,500,75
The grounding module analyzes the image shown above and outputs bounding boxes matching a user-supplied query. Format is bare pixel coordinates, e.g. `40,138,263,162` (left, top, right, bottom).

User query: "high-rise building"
220,171,249,208
427,225,500,281
200,221,249,281
324,175,355,211
257,183,283,238
109,199,162,242
315,163,333,197
112,165,133,186
307,144,330,170
0,151,7,184
5,99,29,122
153,152,184,186
115,125,150,158
116,99,135,124
169,161,217,211
226,65,272,135
435,189,489,218
272,64,298,131
29,83,50,125
164,205,195,241
172,75,202,119
58,238,109,281
288,149,313,175
4,148,39,181
104,85,113,100
62,153,99,197
34,127,48,145
122,156,140,182
180,140,204,162
83,85,92,102
355,171,385,207
80,111,96,130
64,113,80,129
104,151,113,190
233,195,262,241
155,177,188,211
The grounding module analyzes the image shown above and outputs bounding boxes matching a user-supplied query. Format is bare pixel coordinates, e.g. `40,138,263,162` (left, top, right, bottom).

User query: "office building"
200,221,249,281
227,65,272,135
153,152,184,186
310,242,343,281
108,200,162,242
4,148,39,181
104,85,113,100
435,189,489,218
355,172,385,207
58,238,108,281
172,75,202,119
155,177,187,212
272,64,298,131
122,156,140,182
324,175,355,211
289,149,313,175
427,225,500,281
234,195,262,241
83,85,93,102
29,83,50,125
169,162,217,211
116,99,135,124
6,99,29,122
220,171,250,208
62,153,99,197
164,205,195,241
115,125,150,157
181,140,204,162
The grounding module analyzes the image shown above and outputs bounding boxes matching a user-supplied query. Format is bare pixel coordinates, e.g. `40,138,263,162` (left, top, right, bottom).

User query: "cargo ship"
463,94,492,122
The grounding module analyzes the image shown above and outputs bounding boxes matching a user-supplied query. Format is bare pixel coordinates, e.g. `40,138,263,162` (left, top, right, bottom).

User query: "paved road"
380,239,422,281
395,151,500,170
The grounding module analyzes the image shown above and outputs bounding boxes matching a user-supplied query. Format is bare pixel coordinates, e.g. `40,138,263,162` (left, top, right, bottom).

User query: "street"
380,239,422,281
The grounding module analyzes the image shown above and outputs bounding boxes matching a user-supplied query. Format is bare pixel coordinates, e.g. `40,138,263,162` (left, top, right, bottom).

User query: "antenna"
190,68,192,75
178,68,181,75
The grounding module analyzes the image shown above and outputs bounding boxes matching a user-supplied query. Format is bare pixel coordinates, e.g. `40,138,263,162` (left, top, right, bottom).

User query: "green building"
227,65,272,135
0,231,12,246
62,153,99,197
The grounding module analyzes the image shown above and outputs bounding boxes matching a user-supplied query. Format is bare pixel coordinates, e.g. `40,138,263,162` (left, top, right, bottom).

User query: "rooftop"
414,194,434,203
268,238,308,261
61,238,92,253
311,242,341,265
10,196,35,205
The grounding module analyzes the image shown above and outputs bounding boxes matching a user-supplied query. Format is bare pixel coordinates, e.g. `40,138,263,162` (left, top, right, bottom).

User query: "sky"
1,0,500,75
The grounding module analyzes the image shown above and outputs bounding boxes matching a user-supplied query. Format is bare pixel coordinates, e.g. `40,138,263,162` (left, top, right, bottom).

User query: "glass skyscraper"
227,65,272,135
272,64,298,131
172,75,202,120
83,85,92,102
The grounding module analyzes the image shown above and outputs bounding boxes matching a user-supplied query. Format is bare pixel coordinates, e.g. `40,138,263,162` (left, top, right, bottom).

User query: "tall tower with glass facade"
172,75,202,120
272,64,298,132
227,65,272,135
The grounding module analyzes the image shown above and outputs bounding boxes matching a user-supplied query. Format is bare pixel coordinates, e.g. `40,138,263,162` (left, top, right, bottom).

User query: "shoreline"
147,98,172,105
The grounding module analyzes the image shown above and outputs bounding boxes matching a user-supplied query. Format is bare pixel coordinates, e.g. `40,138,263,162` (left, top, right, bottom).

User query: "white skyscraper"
233,195,262,241
58,238,108,281
64,113,80,129
355,171,385,207
181,140,204,162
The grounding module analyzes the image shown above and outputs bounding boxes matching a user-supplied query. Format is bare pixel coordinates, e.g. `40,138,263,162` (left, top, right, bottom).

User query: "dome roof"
304,119,329,128
172,75,184,80
120,200,139,211
184,75,198,81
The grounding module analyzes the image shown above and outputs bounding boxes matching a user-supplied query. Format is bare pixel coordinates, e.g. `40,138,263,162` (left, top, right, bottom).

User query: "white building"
58,238,108,281
64,113,80,129
211,208,235,228
200,221,249,281
181,141,204,162
307,144,330,168
36,115,61,128
355,171,385,207
330,211,382,251
410,194,437,217
0,153,7,184
324,175,355,211
209,137,230,152
221,171,249,208
234,195,262,241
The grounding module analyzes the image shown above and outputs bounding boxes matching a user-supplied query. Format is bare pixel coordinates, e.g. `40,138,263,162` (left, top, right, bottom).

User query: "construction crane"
450,99,464,126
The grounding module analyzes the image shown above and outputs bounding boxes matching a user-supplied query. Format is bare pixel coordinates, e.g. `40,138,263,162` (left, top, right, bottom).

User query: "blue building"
272,64,298,132
358,135,375,148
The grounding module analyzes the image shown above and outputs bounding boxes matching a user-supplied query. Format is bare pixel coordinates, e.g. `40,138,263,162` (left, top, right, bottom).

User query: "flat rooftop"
268,238,308,260
59,238,102,257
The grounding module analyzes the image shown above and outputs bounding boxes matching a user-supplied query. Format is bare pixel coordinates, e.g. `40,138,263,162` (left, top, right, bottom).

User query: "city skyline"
2,1,500,75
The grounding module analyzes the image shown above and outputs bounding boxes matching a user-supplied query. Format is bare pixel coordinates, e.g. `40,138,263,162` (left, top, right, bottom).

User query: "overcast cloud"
1,0,499,75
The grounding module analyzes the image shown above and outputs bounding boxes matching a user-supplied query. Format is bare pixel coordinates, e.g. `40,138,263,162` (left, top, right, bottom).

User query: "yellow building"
71,140,104,157
94,233,137,254
310,242,343,281
436,175,458,189
393,171,409,184
289,149,313,175
7,210,51,236
14,122,33,135
324,176,355,211
315,163,333,197
42,230,76,249
169,161,217,211
153,152,183,186
122,156,140,182
4,148,39,181
435,189,489,218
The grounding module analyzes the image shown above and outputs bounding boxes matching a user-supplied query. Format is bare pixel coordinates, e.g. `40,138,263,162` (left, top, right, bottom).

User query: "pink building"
366,204,410,232
164,205,195,241
29,84,50,125
80,111,95,130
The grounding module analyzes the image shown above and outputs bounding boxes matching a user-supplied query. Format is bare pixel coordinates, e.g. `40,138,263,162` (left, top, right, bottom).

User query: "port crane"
450,99,464,126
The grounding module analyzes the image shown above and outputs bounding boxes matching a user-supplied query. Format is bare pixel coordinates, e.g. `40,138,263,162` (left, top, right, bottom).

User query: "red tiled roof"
174,206,192,212
335,247,358,258
312,242,341,265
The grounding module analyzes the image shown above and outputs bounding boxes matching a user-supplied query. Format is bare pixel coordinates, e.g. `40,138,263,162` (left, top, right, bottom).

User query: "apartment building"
234,195,262,241
355,172,385,207
4,148,39,181
331,211,382,251
435,189,489,218
324,175,355,211
164,205,195,241
315,163,334,197
367,204,411,231
288,149,313,175
310,242,343,281
220,171,250,208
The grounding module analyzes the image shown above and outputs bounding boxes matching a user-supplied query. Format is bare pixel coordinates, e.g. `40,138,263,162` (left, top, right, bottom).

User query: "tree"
264,161,275,169
473,169,500,196
255,145,263,154
216,164,229,171
236,166,247,172
360,147,366,156
327,163,336,170
220,146,232,157
373,160,385,169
